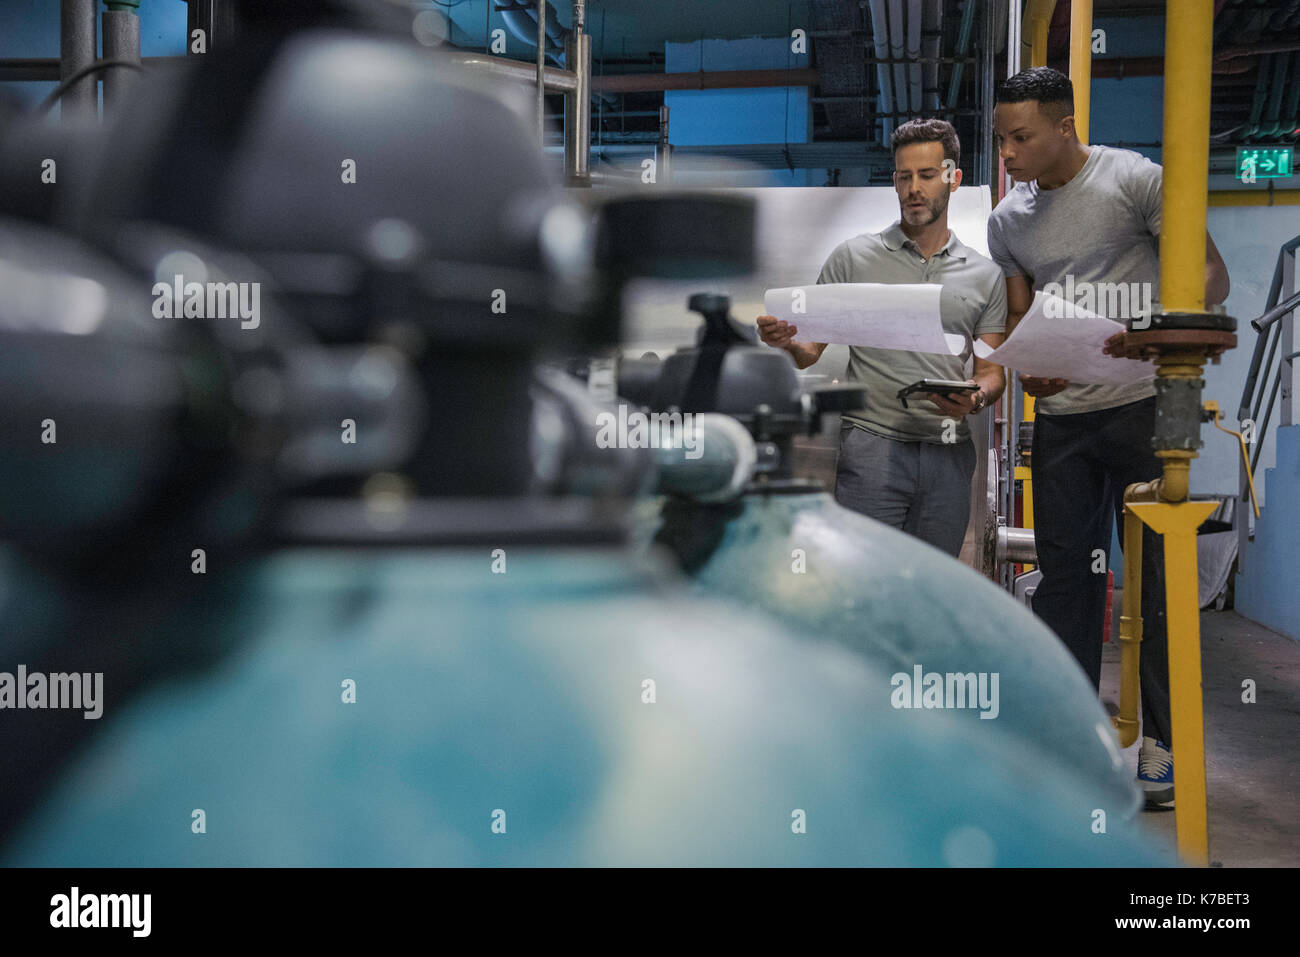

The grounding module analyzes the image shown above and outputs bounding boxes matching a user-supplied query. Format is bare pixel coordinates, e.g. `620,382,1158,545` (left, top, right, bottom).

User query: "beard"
901,191,949,225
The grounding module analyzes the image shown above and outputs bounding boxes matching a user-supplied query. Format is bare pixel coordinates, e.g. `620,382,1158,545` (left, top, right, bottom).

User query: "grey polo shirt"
816,221,1007,444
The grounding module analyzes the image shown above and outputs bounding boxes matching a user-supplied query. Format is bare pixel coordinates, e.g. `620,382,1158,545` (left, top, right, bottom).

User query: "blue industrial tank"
1,546,1167,866
620,295,1141,819
0,4,1166,867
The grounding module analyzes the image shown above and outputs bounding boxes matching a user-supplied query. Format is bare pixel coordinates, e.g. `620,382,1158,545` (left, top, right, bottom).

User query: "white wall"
620,184,994,371
1198,207,1300,505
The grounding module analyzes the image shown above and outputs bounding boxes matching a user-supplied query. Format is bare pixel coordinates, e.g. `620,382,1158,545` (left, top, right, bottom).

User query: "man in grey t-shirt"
989,68,1230,808
758,119,1006,557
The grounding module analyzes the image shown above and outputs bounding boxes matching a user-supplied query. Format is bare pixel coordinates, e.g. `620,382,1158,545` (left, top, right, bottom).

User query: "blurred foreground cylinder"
3,547,1169,866
630,296,1142,819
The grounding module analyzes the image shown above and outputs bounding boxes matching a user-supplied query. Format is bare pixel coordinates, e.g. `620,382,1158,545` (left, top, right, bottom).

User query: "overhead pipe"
496,0,566,64
887,0,909,119
1268,0,1300,31
442,50,577,94
1214,0,1237,42
1069,0,1093,144
59,0,97,120
564,0,591,186
1260,52,1291,137
994,0,1009,55
945,0,977,110
1245,52,1272,137
1215,42,1300,65
921,0,942,110
906,0,923,112
1283,58,1300,136
866,0,897,139
536,0,546,146
979,0,996,184
101,0,141,116
984,46,1300,78
592,67,818,94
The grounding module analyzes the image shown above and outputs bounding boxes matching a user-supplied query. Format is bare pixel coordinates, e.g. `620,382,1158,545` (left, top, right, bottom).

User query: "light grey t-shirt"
816,222,1007,444
986,144,1160,415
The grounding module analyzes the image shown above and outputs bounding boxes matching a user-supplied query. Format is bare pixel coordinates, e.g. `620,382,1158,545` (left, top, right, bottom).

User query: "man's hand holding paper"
973,290,1155,386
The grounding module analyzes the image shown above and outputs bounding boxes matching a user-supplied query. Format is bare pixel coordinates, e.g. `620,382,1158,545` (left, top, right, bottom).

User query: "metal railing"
1236,232,1300,568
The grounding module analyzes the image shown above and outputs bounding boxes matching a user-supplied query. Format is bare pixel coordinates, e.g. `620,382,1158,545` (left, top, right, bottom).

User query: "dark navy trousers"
1032,396,1173,747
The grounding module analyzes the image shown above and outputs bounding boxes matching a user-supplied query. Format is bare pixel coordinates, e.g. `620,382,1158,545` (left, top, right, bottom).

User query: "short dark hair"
890,118,960,168
996,67,1074,123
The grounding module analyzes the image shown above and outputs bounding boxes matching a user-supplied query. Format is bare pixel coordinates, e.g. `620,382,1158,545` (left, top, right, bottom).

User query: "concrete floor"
1101,594,1300,867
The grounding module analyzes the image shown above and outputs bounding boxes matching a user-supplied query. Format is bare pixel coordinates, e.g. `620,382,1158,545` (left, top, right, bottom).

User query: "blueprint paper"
763,283,964,354
973,291,1155,385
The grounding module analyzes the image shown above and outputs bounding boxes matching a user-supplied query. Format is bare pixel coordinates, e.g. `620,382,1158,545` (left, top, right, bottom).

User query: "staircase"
1236,424,1300,640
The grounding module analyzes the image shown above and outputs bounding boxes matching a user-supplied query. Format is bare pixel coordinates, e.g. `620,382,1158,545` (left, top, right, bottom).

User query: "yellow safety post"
1112,508,1144,748
1161,1,1213,313
1107,0,1227,868
1127,500,1218,867
1152,1,1214,866
1023,0,1057,69
1069,0,1093,144
1015,395,1035,571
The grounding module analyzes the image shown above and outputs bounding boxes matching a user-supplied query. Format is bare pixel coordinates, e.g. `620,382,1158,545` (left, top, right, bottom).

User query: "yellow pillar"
1069,0,1093,144
1024,0,1056,69
1127,501,1218,867
1112,509,1144,749
1161,0,1214,312
1015,396,1036,570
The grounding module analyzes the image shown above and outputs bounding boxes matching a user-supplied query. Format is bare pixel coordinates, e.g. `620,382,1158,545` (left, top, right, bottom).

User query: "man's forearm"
786,341,824,369
975,366,1006,403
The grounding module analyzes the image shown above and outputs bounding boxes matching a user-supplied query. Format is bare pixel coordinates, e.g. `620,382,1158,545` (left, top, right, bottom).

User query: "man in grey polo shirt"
758,118,1006,557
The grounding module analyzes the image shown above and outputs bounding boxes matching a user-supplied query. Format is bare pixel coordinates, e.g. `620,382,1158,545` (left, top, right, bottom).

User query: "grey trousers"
833,424,976,557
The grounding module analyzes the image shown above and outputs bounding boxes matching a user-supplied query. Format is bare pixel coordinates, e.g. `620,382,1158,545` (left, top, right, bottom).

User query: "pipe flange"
1110,328,1237,360
1134,311,1236,332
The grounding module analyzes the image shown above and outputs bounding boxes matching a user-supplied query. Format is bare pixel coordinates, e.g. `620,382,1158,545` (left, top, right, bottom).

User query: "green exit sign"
1237,147,1293,180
